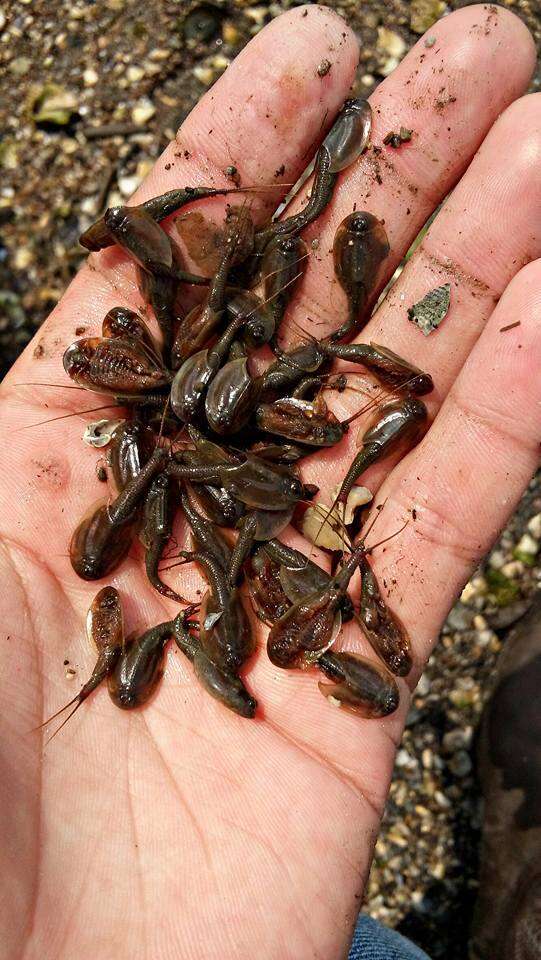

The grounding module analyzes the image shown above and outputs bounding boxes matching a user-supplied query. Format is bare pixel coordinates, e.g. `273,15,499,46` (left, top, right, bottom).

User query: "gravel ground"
1,2,540,957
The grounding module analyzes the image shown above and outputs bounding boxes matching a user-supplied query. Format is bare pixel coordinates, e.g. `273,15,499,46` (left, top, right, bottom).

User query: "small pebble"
434,790,451,809
193,64,215,86
527,513,541,539
222,22,241,46
388,831,409,848
395,749,411,768
131,98,156,125
410,0,446,34
516,533,538,557
488,549,506,570
317,58,332,77
10,56,32,76
476,629,495,648
377,27,407,59
14,248,33,270
83,68,98,87
447,750,472,777
446,601,473,632
442,727,472,752
245,6,267,27
118,175,141,197
127,65,145,84
502,560,524,579
81,197,98,216
449,687,477,708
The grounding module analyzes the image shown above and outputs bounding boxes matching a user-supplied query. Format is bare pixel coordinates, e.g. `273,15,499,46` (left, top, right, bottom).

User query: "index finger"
4,4,358,392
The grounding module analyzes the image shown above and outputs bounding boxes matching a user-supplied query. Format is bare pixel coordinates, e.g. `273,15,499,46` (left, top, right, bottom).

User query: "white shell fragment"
329,484,373,526
301,486,373,550
83,419,124,448
407,283,451,336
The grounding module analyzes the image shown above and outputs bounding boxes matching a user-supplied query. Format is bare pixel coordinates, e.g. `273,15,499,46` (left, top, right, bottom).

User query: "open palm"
1,6,541,959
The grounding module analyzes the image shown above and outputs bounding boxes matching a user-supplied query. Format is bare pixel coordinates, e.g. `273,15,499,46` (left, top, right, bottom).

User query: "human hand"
1,5,540,959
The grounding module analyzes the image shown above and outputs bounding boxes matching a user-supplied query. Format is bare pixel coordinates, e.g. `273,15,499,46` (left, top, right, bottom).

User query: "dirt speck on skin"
317,58,332,77
30,458,67,488
434,89,457,111
33,342,45,359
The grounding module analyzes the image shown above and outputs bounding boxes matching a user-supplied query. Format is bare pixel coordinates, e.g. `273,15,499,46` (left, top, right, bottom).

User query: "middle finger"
282,4,535,342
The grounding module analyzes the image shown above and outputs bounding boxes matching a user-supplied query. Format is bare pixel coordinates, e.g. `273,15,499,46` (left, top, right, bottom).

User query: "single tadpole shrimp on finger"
204,356,263,435
34,586,124,742
140,473,188,603
173,612,257,719
63,336,172,394
70,501,135,581
176,547,254,677
356,554,412,676
316,651,399,718
321,341,433,396
102,306,162,362
261,234,308,348
255,395,345,448
331,211,390,341
79,184,273,252
265,550,364,668
246,540,354,626
70,448,167,580
107,420,156,492
180,489,233,569
255,98,372,251
108,619,176,709
337,396,428,506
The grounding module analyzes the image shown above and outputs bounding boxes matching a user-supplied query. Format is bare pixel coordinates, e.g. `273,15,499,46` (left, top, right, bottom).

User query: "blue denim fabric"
348,915,431,960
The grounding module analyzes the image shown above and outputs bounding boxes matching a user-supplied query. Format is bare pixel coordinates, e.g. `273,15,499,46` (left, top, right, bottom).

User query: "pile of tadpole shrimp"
40,98,435,740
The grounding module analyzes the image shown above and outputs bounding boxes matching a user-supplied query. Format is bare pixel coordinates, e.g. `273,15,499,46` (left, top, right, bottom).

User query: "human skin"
1,5,541,959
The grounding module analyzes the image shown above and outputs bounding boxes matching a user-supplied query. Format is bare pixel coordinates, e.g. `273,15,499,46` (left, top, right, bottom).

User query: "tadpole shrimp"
255,99,372,253
140,472,189,603
246,538,354,626
108,612,194,709
191,548,254,675
331,211,390,341
70,447,167,580
33,586,124,743
173,611,257,719
79,183,287,252
316,651,399,718
267,507,410,680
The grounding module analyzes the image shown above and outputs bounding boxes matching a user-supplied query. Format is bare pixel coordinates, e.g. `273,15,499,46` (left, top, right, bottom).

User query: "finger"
3,4,358,393
357,92,541,403
363,259,541,672
283,3,535,341
302,91,541,495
